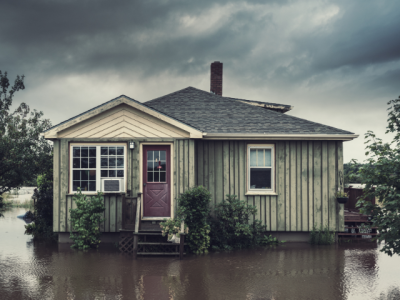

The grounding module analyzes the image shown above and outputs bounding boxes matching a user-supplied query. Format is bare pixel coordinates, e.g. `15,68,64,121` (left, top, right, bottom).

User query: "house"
43,62,358,243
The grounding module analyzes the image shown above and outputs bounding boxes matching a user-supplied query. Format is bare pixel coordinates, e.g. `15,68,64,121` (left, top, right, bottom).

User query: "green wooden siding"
196,140,344,232
53,138,195,232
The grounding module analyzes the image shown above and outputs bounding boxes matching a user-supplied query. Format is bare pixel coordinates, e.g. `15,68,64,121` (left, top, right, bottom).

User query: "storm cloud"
1,0,399,162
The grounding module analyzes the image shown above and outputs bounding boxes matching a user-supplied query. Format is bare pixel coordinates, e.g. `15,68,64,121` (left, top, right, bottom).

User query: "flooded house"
42,62,358,244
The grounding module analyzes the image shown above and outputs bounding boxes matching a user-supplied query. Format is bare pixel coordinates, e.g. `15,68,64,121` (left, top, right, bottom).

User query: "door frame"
139,142,174,220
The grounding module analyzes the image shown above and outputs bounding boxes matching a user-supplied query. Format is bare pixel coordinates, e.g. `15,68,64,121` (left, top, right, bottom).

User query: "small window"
70,144,126,193
247,144,274,193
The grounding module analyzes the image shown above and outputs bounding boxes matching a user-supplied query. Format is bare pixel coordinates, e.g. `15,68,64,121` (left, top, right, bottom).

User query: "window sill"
245,192,278,196
66,192,127,196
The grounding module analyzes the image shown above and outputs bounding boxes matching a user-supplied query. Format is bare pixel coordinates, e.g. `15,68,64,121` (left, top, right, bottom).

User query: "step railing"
133,193,141,258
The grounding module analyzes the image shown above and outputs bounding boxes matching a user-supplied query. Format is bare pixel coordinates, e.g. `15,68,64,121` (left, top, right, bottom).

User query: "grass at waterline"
1,194,34,210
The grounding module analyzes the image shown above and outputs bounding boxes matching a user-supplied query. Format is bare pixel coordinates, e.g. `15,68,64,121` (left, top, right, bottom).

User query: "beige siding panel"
223,141,230,200
337,141,345,231
308,141,314,230
285,142,290,230
132,145,140,197
234,142,240,197
215,141,224,205
208,141,216,208
110,194,117,232
301,141,308,231
238,141,246,202
197,140,204,186
184,139,189,191
59,139,69,232
179,140,184,196
314,142,322,228
328,141,337,231
58,104,189,138
204,141,209,191
53,140,60,232
229,141,235,196
290,141,296,231
189,139,195,188
90,122,146,138
116,195,123,230
276,141,285,231
104,195,110,232
322,141,329,227
296,142,302,231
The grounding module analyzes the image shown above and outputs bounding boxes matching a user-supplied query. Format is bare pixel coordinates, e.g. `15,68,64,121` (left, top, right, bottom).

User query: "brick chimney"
210,61,223,96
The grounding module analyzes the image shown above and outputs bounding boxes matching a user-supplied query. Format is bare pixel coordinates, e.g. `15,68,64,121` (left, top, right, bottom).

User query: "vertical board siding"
195,140,344,232
174,139,196,205
53,140,60,232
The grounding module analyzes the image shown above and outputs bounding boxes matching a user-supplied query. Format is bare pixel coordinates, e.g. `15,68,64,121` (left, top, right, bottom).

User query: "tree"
357,95,400,256
0,71,52,207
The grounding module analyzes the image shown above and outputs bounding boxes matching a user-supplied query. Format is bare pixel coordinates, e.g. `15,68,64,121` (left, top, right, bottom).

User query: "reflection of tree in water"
376,286,400,300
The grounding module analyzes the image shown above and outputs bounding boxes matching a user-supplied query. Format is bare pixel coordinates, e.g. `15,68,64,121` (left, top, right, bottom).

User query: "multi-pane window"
71,144,126,193
248,145,274,191
147,150,166,182
72,147,97,192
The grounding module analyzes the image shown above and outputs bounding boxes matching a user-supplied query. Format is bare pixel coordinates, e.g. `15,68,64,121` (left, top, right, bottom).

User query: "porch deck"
337,210,378,241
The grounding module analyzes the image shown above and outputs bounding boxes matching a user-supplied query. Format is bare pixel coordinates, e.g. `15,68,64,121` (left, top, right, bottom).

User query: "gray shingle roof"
144,87,354,135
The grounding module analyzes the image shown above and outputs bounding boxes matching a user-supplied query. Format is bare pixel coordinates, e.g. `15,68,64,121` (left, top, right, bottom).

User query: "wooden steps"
338,210,379,242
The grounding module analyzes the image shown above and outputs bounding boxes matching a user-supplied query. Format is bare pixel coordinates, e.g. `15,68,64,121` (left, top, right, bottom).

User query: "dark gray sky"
1,0,399,163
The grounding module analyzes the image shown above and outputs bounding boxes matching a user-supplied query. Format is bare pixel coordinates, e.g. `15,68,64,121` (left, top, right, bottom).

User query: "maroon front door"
143,145,170,217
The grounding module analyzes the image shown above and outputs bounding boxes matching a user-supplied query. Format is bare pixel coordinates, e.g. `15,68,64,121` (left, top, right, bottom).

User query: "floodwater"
1,209,400,300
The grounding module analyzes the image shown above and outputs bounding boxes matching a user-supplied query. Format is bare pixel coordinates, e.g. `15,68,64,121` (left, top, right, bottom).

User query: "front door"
143,145,171,217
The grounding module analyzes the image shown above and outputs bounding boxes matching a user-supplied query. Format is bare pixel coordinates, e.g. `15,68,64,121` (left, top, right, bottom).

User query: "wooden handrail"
134,194,141,233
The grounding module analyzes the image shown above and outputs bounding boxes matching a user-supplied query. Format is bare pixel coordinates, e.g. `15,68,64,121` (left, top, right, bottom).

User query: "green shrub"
69,188,105,249
310,225,335,245
160,218,187,240
177,186,211,254
24,169,56,240
209,195,266,250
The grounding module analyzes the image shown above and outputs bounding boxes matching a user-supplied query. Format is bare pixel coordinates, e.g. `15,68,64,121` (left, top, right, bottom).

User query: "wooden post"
133,193,141,259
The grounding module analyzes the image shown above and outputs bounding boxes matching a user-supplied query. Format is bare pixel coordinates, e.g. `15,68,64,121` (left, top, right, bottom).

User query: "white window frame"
246,144,276,195
69,143,127,194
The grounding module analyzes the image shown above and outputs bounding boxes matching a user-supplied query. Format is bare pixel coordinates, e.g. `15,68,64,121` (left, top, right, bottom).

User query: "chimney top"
210,61,223,96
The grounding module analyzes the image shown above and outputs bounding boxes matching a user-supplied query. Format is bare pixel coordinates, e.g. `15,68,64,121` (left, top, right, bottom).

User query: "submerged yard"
1,208,400,300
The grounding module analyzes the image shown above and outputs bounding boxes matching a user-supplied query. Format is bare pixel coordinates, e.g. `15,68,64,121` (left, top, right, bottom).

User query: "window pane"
160,151,166,161
89,147,96,157
109,147,116,155
101,170,108,177
81,170,88,180
73,147,80,157
117,157,124,168
81,147,88,157
73,170,80,180
160,161,166,171
147,172,153,182
101,157,108,168
117,170,123,177
81,181,89,192
147,151,153,161
250,149,257,167
109,157,116,167
89,170,96,180
89,158,96,168
73,181,80,191
147,161,153,171
109,170,116,177
257,150,264,167
154,171,159,182
101,147,108,155
250,168,271,189
81,158,88,168
154,151,160,162
117,147,124,155
89,181,96,191
265,149,271,167
73,158,80,168
160,172,166,182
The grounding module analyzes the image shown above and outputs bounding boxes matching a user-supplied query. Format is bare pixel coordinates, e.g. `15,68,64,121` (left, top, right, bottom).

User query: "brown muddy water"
1,208,400,300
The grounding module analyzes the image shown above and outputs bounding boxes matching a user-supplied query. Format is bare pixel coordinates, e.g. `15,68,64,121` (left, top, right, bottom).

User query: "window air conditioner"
101,178,124,193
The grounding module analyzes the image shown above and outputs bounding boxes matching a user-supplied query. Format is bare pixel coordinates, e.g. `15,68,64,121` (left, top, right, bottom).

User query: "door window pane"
160,172,166,182
147,151,153,161
160,151,166,161
147,172,153,182
154,172,159,182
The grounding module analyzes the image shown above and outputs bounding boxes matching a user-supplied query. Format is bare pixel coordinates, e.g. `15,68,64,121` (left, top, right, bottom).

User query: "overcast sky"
1,0,399,163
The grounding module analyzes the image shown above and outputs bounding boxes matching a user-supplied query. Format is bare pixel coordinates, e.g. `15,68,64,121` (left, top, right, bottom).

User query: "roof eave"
202,133,359,141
